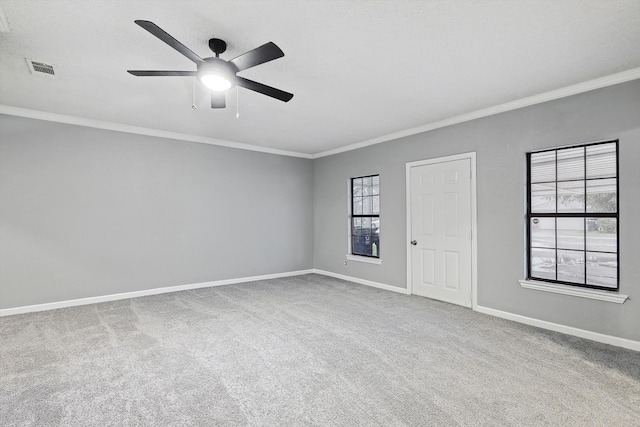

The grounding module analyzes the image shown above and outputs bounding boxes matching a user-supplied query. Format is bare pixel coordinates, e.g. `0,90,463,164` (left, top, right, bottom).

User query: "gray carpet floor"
1,274,639,426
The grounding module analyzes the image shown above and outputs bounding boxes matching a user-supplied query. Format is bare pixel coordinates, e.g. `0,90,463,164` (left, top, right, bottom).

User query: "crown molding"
0,105,313,159
312,67,640,159
2,68,639,160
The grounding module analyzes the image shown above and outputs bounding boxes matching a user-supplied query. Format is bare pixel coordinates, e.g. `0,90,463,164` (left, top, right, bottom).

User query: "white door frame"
406,152,478,309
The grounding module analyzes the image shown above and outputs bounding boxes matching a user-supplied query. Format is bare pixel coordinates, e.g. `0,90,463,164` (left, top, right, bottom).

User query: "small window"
351,175,380,258
527,140,619,290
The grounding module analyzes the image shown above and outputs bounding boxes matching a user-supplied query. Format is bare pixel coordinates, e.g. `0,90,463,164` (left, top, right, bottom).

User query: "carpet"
1,274,639,426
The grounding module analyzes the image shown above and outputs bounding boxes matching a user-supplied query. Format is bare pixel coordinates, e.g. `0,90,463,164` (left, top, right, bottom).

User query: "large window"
527,140,618,290
351,175,380,258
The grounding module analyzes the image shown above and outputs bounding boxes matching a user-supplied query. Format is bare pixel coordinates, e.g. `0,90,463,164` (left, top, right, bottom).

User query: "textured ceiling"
1,0,639,156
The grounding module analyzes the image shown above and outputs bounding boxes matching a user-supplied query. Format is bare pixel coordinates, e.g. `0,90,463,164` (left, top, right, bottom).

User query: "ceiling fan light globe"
200,74,232,91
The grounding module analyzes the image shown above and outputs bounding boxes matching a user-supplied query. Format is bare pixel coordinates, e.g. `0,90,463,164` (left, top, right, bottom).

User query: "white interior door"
410,158,472,307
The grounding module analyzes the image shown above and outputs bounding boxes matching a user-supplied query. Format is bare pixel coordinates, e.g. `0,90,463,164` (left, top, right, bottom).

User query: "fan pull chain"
191,78,197,110
236,87,240,118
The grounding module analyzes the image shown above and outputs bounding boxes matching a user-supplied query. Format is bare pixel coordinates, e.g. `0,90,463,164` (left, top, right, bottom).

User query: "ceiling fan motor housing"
196,57,238,89
208,38,227,55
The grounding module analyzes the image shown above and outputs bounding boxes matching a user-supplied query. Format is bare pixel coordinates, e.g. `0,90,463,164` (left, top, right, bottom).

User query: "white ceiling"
1,0,639,157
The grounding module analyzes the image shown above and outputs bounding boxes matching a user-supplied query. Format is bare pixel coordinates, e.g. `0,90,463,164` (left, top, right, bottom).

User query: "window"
351,175,380,258
527,140,618,290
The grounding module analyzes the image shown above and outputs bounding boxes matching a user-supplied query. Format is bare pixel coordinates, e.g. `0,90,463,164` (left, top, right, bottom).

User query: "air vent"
26,59,58,78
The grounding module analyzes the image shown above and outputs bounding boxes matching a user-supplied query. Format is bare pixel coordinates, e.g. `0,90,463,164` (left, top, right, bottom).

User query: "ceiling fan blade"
229,42,284,72
236,77,293,102
211,92,226,109
128,70,196,76
135,20,204,64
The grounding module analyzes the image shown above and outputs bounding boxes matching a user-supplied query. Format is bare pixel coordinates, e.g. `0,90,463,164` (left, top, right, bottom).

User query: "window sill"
519,280,628,304
346,255,382,265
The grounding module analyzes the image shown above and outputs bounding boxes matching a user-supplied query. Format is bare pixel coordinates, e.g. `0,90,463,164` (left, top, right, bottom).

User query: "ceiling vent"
26,59,58,78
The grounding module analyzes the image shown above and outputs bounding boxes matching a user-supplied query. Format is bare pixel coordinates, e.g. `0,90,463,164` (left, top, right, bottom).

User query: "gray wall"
0,115,313,309
2,81,638,342
313,80,640,342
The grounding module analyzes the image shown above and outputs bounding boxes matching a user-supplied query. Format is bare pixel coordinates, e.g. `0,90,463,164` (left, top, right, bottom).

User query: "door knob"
411,240,417,246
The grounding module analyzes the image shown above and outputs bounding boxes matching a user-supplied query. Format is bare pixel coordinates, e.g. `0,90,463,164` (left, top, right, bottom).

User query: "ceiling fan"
127,20,293,109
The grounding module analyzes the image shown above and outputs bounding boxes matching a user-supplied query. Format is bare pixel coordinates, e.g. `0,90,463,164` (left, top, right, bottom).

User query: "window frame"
526,140,619,291
349,174,380,259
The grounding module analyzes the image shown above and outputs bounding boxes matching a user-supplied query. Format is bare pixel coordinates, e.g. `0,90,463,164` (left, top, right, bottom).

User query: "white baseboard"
476,305,640,352
312,269,409,295
5,270,635,352
312,272,639,352
0,269,314,317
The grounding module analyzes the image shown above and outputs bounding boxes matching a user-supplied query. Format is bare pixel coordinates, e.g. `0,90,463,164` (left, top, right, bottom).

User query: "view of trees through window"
527,141,618,290
351,175,380,258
